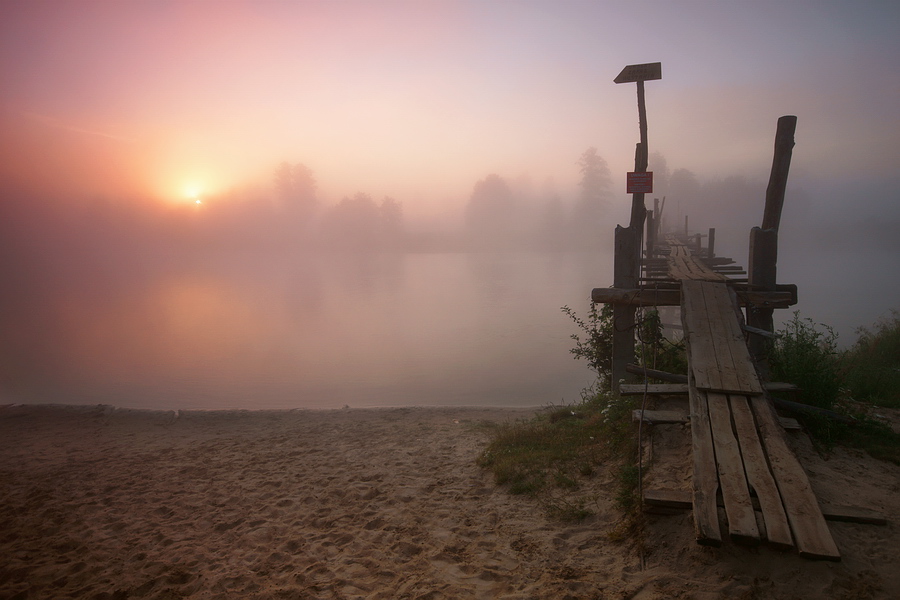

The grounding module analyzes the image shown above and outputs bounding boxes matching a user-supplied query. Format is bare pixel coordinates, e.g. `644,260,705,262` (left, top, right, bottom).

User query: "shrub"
842,310,900,408
769,312,841,410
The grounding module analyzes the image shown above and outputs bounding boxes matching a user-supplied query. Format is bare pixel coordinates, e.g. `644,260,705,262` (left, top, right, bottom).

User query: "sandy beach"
1,403,898,599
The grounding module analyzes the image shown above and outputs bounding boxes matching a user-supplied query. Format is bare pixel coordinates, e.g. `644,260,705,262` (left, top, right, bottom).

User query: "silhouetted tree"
572,147,612,248
379,196,404,248
535,194,568,250
323,192,380,250
274,161,317,216
464,174,517,247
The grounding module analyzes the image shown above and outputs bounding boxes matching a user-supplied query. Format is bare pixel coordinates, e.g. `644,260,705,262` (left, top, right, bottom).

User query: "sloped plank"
687,376,722,546
750,394,841,561
730,394,794,550
702,282,764,395
707,392,760,544
682,280,763,395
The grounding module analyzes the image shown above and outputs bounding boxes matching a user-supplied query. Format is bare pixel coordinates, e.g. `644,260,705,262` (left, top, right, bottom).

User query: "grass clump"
477,391,640,523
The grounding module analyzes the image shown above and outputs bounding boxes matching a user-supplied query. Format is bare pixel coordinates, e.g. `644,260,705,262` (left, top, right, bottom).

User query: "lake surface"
1,251,609,410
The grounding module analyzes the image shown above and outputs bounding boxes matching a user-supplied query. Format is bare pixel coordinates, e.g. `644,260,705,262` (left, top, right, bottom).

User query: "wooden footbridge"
600,232,840,559
591,113,883,561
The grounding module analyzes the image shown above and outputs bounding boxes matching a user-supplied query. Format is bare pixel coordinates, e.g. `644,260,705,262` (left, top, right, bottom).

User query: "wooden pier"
588,115,875,560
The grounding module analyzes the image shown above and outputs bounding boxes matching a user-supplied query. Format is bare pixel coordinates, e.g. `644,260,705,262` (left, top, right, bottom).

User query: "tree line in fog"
0,146,806,272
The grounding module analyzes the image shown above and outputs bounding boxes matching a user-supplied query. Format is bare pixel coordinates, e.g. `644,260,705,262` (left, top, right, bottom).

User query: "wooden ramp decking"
647,236,841,560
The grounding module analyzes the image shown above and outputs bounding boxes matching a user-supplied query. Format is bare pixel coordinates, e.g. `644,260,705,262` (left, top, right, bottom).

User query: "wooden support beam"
591,287,796,308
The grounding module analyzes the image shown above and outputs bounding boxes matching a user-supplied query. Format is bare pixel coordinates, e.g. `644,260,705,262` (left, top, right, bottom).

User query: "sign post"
610,62,662,390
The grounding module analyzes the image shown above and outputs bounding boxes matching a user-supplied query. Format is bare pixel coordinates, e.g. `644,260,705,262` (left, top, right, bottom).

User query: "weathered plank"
730,394,794,550
687,376,722,546
621,382,796,396
706,392,760,544
682,280,722,392
704,282,763,394
643,490,886,526
667,242,728,281
749,394,841,561
682,280,763,395
631,409,689,424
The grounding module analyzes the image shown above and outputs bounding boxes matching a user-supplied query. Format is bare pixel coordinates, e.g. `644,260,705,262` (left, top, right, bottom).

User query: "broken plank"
730,394,794,550
707,392,760,545
688,375,722,546
750,394,841,561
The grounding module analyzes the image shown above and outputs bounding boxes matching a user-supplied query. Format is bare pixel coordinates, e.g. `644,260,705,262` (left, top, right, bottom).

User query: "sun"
183,184,204,205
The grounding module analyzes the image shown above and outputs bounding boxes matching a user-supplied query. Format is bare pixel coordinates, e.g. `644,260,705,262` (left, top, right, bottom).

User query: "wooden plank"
749,394,841,561
631,409,689,424
643,490,886,526
682,280,723,393
730,395,794,550
681,281,763,395
699,282,741,393
817,504,887,526
706,282,756,392
687,375,722,546
706,392,760,544
620,383,689,395
667,242,728,281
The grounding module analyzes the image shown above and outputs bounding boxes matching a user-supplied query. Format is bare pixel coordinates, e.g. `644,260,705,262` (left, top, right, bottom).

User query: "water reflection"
1,251,608,410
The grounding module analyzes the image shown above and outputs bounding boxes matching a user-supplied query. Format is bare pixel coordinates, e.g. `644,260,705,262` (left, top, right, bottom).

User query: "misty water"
1,251,608,410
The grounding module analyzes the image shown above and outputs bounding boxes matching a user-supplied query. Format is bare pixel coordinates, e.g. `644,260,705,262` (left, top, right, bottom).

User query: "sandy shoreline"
2,403,898,599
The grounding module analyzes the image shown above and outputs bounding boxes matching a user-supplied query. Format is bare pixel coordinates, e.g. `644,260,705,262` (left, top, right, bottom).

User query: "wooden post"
684,215,689,239
646,210,655,259
762,116,797,232
749,116,797,375
611,63,660,391
708,228,715,259
612,226,639,389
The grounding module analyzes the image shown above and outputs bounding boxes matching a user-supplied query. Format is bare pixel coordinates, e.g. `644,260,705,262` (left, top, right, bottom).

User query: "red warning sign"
627,172,653,194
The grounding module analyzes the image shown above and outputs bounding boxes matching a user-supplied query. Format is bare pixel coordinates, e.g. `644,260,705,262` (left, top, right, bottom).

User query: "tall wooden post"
749,116,797,374
611,63,660,390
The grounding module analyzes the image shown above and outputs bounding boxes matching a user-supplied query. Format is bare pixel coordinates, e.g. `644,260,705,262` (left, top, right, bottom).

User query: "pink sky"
2,0,898,222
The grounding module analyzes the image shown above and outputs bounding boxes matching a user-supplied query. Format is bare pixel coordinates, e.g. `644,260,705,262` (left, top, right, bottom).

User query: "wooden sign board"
614,62,662,84
627,171,653,194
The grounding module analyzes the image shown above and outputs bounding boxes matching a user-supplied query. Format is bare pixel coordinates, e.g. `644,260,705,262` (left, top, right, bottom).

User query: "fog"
2,148,898,410
2,1,898,408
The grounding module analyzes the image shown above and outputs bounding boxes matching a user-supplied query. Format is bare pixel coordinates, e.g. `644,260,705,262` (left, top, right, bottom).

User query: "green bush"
842,310,900,408
562,303,686,390
769,312,841,410
768,311,900,463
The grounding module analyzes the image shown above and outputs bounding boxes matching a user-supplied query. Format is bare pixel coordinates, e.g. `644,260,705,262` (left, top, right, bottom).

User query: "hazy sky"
2,0,899,222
